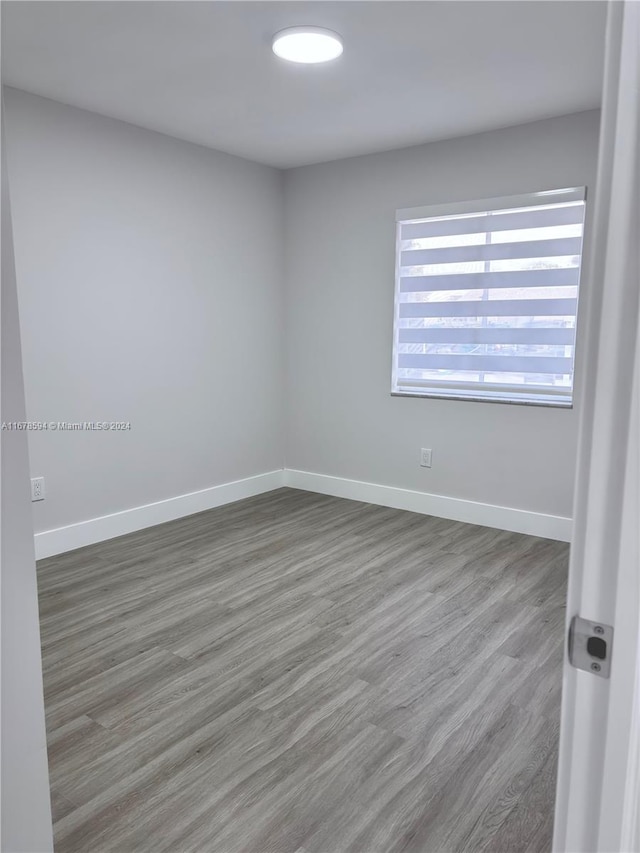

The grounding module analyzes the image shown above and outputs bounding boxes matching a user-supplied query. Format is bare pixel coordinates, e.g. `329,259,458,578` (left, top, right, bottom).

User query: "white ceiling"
2,1,607,169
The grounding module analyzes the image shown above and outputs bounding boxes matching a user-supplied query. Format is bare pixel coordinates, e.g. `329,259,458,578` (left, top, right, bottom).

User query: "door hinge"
568,615,613,678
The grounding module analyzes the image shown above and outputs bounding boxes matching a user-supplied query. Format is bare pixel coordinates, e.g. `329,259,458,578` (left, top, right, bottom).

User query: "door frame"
553,3,640,850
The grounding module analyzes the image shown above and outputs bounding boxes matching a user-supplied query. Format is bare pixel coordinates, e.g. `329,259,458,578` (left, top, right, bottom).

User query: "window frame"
391,186,587,408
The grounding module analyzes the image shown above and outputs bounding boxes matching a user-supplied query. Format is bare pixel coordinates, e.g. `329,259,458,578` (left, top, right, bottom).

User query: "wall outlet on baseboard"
420,448,432,468
31,476,45,501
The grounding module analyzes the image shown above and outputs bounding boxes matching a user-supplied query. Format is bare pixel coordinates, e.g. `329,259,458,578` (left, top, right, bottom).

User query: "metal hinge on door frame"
568,615,614,679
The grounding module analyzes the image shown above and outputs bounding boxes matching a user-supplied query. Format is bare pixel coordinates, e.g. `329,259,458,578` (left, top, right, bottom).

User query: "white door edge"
553,2,640,851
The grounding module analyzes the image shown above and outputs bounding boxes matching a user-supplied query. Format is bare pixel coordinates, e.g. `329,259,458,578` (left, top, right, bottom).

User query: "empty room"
2,2,639,852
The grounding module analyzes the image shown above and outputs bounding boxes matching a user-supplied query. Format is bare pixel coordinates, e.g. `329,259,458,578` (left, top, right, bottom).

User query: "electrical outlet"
420,448,432,468
31,476,45,502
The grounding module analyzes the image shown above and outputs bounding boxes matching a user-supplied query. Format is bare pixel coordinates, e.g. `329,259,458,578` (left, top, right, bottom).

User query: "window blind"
392,188,586,406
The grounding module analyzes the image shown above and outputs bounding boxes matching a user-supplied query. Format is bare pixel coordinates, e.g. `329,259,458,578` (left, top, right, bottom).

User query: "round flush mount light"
272,27,343,64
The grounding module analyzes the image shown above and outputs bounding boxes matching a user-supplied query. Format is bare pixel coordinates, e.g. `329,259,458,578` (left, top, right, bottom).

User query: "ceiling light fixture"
272,27,343,64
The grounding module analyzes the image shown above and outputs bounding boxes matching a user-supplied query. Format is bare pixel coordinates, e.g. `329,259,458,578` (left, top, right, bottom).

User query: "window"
392,187,586,406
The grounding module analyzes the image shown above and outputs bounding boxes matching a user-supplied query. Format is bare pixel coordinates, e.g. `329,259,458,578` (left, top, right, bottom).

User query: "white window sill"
391,390,573,408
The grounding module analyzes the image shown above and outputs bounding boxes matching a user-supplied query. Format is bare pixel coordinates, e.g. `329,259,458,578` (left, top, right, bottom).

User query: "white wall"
3,89,284,535
1,106,53,852
4,91,601,540
283,111,601,520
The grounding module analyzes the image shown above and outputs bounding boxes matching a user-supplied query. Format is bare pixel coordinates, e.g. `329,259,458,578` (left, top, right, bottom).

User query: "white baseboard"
34,470,285,560
35,466,572,559
283,469,572,542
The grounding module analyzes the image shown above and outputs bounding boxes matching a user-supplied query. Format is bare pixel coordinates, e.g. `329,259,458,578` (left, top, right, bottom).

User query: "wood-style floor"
37,487,569,853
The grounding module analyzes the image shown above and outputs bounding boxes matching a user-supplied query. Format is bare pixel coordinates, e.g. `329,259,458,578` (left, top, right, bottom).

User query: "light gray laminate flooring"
37,487,569,853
